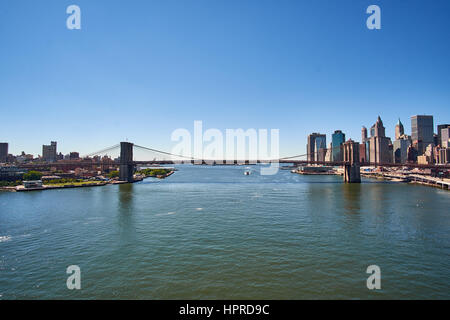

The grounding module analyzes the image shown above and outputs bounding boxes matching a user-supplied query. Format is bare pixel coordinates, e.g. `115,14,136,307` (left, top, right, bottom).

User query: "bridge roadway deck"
16,160,450,170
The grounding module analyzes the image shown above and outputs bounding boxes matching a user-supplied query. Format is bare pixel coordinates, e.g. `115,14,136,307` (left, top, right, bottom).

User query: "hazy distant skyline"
1,0,449,157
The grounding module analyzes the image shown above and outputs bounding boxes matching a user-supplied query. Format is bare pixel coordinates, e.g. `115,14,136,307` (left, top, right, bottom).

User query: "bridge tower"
343,140,361,183
119,142,134,182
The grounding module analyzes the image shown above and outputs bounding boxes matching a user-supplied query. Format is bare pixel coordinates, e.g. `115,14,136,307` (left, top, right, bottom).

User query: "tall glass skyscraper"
411,115,434,155
307,133,326,162
331,130,345,162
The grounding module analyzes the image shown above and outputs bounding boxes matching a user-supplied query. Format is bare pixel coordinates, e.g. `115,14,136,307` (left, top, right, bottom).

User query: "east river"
0,165,449,299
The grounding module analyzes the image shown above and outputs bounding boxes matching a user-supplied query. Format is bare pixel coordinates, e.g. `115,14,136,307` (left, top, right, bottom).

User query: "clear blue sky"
1,0,449,157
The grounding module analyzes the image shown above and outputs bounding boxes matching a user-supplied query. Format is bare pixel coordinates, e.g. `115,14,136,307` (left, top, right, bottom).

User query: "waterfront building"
297,166,333,174
417,155,432,165
42,141,57,162
407,145,418,163
0,166,27,181
325,143,332,162
307,133,326,162
393,139,411,164
424,144,435,163
438,148,450,164
395,118,405,140
368,116,392,164
0,143,8,163
316,147,326,162
23,180,43,189
411,115,434,155
437,124,450,146
315,136,327,162
440,127,450,148
331,130,345,162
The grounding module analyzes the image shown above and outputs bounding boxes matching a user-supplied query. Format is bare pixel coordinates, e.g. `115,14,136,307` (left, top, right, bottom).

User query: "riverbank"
361,171,450,190
157,170,174,179
1,177,141,192
137,168,176,179
290,166,449,190
14,181,108,192
0,168,179,192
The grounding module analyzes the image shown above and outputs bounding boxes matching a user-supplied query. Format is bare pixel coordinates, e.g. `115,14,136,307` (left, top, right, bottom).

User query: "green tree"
108,171,119,178
23,171,42,181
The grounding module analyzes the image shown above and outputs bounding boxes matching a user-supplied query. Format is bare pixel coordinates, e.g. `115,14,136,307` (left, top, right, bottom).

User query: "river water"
0,165,449,299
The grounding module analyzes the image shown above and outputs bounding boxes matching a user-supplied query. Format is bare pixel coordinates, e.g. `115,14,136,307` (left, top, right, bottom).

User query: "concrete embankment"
361,172,449,190
156,171,174,179
408,174,450,190
361,172,409,182
14,182,108,192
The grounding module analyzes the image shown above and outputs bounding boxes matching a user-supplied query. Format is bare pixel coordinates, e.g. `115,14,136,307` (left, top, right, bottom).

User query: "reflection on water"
118,183,134,213
0,165,449,299
342,183,362,215
117,183,136,243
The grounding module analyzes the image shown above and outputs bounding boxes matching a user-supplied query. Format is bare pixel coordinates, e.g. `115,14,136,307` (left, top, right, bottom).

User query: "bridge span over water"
17,141,450,183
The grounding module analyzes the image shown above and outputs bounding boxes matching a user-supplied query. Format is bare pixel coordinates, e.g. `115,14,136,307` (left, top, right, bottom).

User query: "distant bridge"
17,141,450,183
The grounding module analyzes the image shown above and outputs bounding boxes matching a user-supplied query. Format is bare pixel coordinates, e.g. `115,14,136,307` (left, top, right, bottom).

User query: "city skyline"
1,113,449,159
1,1,450,156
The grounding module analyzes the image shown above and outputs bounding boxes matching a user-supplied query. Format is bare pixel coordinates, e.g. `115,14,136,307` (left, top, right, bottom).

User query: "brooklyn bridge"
17,141,450,183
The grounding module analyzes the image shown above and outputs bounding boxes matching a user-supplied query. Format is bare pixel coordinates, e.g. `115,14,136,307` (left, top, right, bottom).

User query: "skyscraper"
0,143,8,163
314,135,327,162
360,126,368,163
331,130,345,162
42,141,57,162
371,116,386,137
307,133,326,162
361,126,368,143
437,124,450,147
411,115,434,155
395,118,404,140
368,116,392,164
325,142,332,162
441,127,450,148
393,139,411,164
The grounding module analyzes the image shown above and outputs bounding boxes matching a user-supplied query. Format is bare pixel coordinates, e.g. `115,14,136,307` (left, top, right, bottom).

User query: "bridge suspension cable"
280,144,346,160
83,144,120,158
279,153,308,160
133,144,202,161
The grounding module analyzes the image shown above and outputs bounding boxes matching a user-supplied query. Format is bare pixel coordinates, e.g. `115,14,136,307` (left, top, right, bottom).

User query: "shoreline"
1,170,177,192
2,168,448,192
292,167,450,191
361,172,449,190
